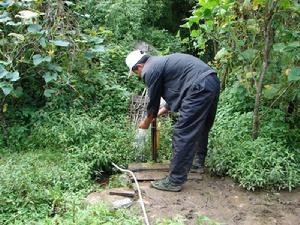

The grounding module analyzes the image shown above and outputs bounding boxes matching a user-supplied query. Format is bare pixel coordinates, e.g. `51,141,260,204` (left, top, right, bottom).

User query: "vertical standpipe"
151,119,158,162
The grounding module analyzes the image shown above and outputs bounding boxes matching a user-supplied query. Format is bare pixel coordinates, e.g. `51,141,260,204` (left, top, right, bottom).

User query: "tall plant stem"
252,0,276,139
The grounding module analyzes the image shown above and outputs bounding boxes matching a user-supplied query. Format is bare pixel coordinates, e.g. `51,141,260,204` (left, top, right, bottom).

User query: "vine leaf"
90,45,105,53
6,71,20,82
32,54,51,66
288,67,300,81
44,89,56,97
43,72,58,83
50,40,70,47
27,24,42,33
0,82,13,96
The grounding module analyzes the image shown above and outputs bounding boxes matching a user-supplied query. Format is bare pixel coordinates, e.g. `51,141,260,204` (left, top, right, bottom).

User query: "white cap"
125,50,146,74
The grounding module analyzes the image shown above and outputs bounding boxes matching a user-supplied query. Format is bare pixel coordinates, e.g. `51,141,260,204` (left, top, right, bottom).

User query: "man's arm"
139,105,169,129
157,106,169,117
139,114,154,129
140,69,163,129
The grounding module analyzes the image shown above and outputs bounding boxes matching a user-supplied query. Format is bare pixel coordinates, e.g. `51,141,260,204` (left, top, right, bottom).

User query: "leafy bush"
17,110,138,168
0,151,92,224
0,0,186,224
207,90,300,191
40,203,143,225
157,117,174,161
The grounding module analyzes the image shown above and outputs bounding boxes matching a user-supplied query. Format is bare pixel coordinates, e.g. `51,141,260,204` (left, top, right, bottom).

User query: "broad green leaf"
239,49,258,61
6,21,21,26
2,86,12,95
90,37,104,44
188,16,200,24
90,45,105,53
263,84,281,100
180,22,191,29
247,19,259,33
0,66,8,79
243,0,252,10
33,54,51,66
43,72,58,83
181,37,189,45
273,43,285,52
279,0,291,9
13,86,23,98
6,71,20,81
48,64,63,72
84,51,94,60
8,33,25,42
253,0,266,10
16,10,38,20
0,0,14,7
44,56,51,62
27,24,42,33
203,8,212,17
215,48,229,60
0,82,13,96
0,12,11,23
199,0,206,5
193,7,204,17
205,20,214,27
0,60,11,66
196,35,206,50
231,82,247,96
39,37,47,48
65,1,75,6
245,71,257,79
191,29,200,38
2,103,7,112
288,67,300,81
44,89,56,97
50,40,70,47
204,0,218,9
290,1,300,12
285,41,300,51
33,54,44,66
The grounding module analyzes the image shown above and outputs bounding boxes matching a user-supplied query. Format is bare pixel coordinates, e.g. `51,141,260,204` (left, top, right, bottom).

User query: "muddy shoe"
190,165,205,174
151,177,182,192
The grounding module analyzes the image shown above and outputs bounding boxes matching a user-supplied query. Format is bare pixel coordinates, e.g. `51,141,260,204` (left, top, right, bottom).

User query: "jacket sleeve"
144,70,163,117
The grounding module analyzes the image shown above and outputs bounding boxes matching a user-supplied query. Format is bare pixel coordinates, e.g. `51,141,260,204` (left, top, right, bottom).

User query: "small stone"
85,188,135,208
112,198,133,209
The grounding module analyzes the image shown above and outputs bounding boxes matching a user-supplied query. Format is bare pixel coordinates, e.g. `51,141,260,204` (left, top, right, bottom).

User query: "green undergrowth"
1,0,299,223
0,150,92,224
41,203,143,225
207,88,300,191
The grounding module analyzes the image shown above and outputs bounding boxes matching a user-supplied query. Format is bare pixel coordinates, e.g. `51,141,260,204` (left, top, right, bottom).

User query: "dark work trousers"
169,73,220,185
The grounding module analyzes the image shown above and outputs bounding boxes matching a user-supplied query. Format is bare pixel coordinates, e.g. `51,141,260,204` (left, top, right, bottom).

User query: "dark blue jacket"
142,53,215,116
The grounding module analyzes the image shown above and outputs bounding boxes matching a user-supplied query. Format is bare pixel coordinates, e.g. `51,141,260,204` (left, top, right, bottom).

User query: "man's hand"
139,114,154,129
157,106,169,117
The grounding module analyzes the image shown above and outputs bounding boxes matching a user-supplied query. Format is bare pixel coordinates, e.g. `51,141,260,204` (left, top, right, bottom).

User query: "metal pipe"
151,119,157,162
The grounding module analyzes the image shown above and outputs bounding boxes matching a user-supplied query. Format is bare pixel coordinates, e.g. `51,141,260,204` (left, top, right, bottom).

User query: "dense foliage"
0,0,182,224
182,0,300,190
207,89,300,190
0,0,299,224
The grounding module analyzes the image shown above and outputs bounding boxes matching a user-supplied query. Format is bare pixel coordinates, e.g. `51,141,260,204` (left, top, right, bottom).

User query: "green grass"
0,148,193,225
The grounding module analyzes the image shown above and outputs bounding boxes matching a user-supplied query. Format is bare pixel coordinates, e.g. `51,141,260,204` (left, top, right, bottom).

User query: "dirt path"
139,173,300,225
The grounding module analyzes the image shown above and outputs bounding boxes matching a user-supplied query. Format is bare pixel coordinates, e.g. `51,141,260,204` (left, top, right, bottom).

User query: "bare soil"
139,173,300,225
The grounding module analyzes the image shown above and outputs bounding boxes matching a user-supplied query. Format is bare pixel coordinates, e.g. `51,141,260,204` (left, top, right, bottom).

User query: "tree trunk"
221,64,229,90
252,1,276,140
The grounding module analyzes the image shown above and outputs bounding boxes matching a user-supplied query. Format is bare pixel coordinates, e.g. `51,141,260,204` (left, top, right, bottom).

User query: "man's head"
125,50,150,77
